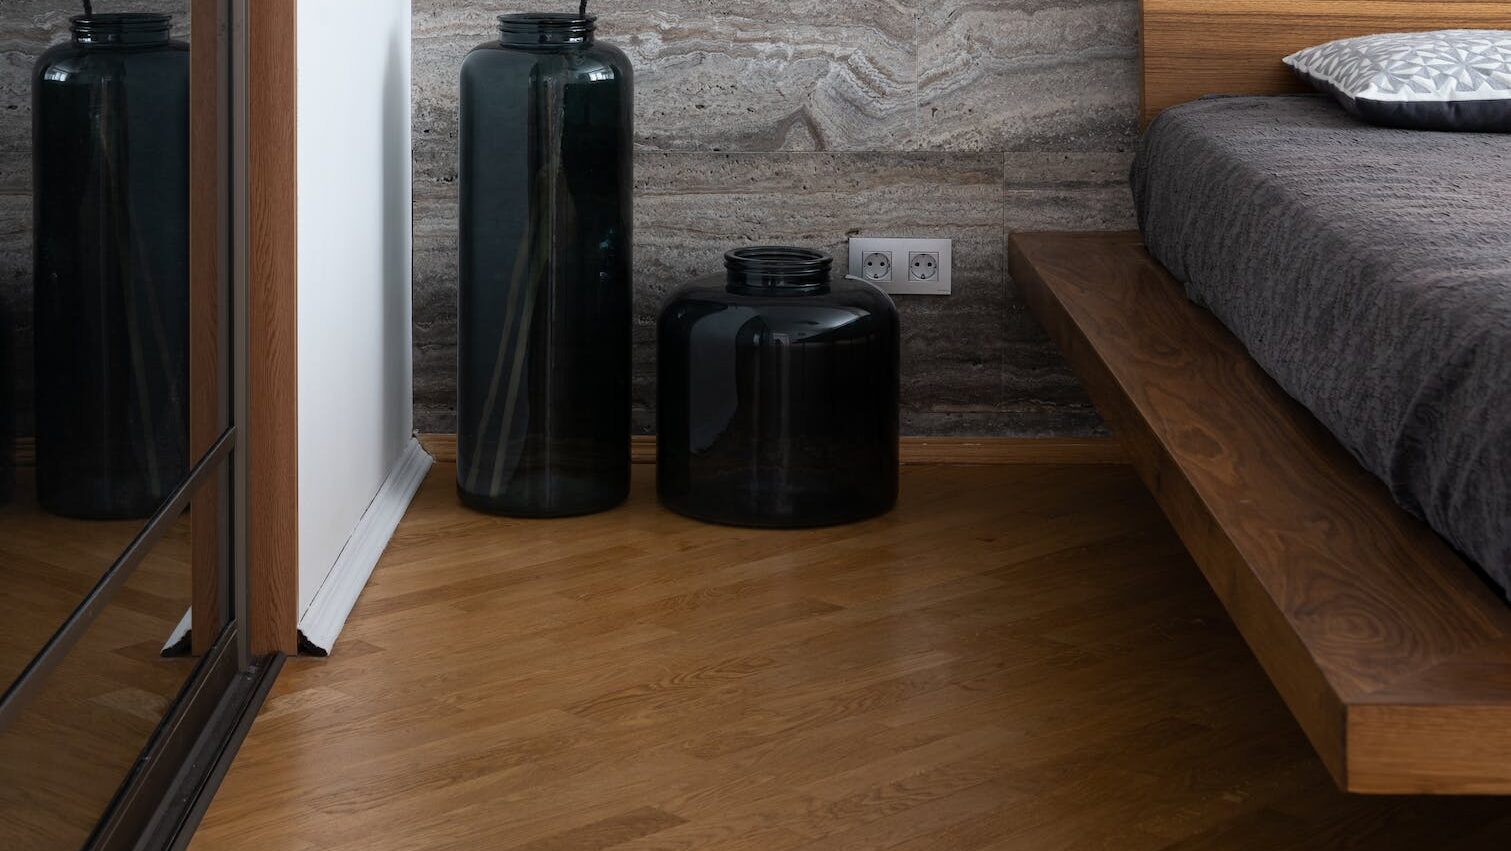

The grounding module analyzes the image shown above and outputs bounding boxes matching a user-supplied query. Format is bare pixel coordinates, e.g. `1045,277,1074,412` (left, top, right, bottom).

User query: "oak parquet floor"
0,469,197,850
193,463,1511,850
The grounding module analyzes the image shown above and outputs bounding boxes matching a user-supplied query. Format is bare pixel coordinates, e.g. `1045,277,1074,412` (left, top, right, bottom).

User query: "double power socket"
846,237,952,296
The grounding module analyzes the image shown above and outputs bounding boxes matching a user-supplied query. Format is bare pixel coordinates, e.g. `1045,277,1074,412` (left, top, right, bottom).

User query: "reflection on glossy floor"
196,463,1511,850
0,467,195,850
0,467,154,686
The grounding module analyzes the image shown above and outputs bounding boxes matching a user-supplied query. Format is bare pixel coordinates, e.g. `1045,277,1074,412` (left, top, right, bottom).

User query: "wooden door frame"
244,0,299,656
191,0,299,658
188,0,225,656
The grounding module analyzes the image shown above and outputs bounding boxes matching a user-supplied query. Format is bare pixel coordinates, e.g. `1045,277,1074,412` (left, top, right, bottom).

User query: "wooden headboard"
1140,1,1511,124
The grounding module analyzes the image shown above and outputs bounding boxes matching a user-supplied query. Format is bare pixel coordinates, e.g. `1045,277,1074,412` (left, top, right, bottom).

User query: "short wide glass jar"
657,247,900,527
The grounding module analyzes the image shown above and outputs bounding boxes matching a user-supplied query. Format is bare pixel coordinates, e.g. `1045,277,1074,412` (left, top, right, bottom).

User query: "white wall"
296,0,414,614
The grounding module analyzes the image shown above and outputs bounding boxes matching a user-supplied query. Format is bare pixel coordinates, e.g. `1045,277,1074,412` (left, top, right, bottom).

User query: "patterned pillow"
1284,30,1511,132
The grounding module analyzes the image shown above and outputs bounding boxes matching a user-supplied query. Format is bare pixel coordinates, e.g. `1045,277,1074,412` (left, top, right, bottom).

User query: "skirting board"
297,436,433,654
417,433,1126,466
163,608,193,656
162,437,433,656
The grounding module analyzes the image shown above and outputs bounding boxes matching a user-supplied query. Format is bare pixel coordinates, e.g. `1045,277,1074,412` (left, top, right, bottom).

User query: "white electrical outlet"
847,237,952,295
909,252,939,282
860,251,892,282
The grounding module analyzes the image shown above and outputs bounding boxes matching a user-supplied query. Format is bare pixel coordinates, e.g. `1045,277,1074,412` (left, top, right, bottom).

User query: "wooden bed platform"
1010,232,1511,795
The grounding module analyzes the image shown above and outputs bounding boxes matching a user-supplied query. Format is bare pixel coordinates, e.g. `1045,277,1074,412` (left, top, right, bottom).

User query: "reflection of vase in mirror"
0,297,11,507
32,13,190,520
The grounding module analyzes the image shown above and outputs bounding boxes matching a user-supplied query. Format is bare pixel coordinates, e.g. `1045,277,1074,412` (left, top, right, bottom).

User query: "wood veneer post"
189,0,224,656
246,0,298,656
416,434,1127,467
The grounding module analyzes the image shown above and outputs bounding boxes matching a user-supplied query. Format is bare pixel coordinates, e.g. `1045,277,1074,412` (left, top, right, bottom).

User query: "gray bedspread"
1131,95,1511,592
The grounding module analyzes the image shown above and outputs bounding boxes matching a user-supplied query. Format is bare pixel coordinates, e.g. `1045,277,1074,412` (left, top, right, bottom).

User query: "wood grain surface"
191,463,1511,849
247,0,299,656
189,0,224,656
1140,0,1511,124
417,434,1127,467
0,474,197,849
1009,231,1511,794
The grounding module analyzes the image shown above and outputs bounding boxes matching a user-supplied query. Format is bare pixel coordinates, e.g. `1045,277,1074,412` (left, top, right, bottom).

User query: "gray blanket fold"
1131,95,1511,593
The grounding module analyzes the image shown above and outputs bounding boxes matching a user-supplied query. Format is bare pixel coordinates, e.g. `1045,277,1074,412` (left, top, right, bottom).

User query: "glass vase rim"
497,13,597,30
71,12,173,44
724,246,834,292
71,12,173,30
496,13,596,46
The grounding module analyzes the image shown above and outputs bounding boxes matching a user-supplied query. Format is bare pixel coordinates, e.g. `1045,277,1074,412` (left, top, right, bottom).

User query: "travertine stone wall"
414,1,1140,436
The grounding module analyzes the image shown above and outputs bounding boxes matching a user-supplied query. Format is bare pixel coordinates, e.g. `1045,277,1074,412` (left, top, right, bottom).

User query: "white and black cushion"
1284,30,1511,132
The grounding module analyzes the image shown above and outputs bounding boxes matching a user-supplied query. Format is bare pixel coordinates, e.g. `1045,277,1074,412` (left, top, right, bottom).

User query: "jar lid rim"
71,13,173,27
724,246,833,290
71,13,173,40
725,246,833,272
497,13,596,26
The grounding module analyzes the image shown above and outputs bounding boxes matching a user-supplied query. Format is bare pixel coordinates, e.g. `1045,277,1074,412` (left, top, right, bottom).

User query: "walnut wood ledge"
418,434,1126,467
1010,231,1511,795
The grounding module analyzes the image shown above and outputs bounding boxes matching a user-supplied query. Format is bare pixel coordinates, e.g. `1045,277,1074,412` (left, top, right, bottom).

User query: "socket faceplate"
847,237,952,295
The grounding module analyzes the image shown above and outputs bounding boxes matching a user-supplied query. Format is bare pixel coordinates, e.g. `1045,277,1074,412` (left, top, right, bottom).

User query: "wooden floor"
195,463,1511,850
0,469,158,687
0,469,196,849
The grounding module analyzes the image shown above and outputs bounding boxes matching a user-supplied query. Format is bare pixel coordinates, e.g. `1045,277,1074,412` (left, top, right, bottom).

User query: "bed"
1009,0,1511,795
1132,94,1511,588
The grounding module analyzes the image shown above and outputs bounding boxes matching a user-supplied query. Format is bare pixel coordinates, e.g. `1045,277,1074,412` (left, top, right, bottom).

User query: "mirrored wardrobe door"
1,0,199,701
0,1,258,847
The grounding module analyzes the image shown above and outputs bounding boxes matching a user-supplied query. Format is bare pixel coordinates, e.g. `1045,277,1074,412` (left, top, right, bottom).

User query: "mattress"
1130,95,1511,591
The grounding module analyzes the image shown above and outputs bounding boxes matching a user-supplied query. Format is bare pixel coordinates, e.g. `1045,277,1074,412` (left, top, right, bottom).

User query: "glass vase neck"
498,13,596,47
724,247,833,294
71,13,173,47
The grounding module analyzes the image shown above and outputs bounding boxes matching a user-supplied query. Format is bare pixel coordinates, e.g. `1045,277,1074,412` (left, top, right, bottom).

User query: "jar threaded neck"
498,13,596,46
725,247,833,292
72,13,172,46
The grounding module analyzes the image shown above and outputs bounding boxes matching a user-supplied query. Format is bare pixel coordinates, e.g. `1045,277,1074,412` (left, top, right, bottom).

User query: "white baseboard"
163,608,192,655
297,436,433,654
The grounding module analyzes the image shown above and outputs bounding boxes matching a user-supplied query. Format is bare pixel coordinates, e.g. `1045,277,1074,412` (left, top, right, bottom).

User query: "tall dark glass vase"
456,13,633,517
32,13,190,520
658,247,900,528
